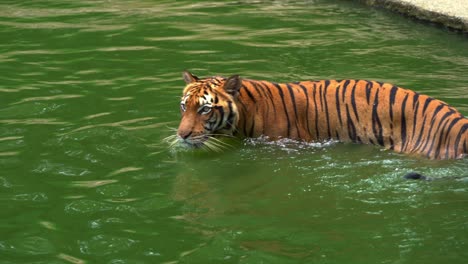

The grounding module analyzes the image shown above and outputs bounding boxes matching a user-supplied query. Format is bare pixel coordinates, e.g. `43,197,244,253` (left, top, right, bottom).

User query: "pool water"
1,0,467,263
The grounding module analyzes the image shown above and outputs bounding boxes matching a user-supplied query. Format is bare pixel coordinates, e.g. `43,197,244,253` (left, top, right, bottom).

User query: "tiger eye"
200,106,212,114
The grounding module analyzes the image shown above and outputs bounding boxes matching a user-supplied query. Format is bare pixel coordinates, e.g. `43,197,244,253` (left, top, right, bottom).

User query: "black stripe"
273,82,291,137
411,98,420,145
249,81,270,125
312,83,320,139
322,81,332,139
214,105,225,130
299,84,311,136
248,80,263,96
318,84,324,111
444,137,452,159
419,105,449,154
236,100,249,136
428,116,452,158
324,80,331,90
365,81,372,104
389,86,398,122
440,117,462,158
422,97,433,114
346,105,357,142
242,84,257,103
412,93,420,110
441,115,460,144
335,83,343,126
372,89,384,146
423,108,453,157
350,82,360,122
286,83,301,137
258,81,277,118
400,94,409,151
250,81,270,105
341,80,350,102
429,109,456,150
286,84,301,138
464,133,467,156
430,104,446,123
413,115,428,151
454,123,468,157
225,101,235,130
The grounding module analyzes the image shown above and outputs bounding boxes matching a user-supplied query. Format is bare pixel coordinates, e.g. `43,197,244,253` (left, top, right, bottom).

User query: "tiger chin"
170,71,468,160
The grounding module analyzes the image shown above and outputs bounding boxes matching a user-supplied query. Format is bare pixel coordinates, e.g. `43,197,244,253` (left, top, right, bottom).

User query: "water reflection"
166,137,468,261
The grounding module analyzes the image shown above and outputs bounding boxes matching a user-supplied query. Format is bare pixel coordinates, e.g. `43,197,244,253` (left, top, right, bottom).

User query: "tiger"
170,71,468,160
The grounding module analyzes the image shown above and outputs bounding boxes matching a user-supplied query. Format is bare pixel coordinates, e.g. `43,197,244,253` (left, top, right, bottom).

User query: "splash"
243,136,337,152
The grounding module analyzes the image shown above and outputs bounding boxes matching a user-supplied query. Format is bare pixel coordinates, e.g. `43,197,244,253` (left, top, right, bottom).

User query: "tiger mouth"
178,136,208,148
177,135,229,152
164,133,229,152
181,141,205,148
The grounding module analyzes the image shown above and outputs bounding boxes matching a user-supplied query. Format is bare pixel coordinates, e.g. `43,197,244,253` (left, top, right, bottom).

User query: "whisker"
203,139,224,152
209,137,232,148
162,129,235,153
162,134,177,143
164,126,178,132
205,133,235,138
162,135,181,150
209,137,232,151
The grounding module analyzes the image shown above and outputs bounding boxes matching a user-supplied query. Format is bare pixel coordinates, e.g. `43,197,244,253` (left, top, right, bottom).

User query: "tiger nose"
177,130,192,140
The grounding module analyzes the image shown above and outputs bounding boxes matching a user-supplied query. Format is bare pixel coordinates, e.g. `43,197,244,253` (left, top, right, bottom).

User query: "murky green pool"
1,0,467,263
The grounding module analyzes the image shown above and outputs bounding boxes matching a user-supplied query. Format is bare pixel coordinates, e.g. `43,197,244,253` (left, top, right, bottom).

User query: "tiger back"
175,71,468,159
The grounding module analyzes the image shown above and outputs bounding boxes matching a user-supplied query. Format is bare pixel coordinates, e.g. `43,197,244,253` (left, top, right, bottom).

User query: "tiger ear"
183,71,199,84
222,75,242,96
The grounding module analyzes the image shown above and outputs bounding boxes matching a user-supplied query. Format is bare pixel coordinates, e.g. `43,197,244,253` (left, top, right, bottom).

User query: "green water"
1,0,468,263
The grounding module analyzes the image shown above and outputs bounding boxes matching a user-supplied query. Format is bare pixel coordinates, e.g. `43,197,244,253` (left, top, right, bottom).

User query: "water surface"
1,0,467,263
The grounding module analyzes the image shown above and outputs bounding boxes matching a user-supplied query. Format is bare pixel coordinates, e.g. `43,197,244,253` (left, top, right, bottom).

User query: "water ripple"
39,221,58,231
0,177,13,188
0,118,70,125
78,234,138,256
33,159,91,176
56,253,86,264
0,236,55,256
71,179,118,188
60,117,156,135
107,167,143,177
65,199,114,214
11,94,83,105
1,137,25,146
106,97,134,101
0,86,40,93
12,193,48,202
83,112,112,120
96,46,157,52
0,151,20,157
0,21,86,29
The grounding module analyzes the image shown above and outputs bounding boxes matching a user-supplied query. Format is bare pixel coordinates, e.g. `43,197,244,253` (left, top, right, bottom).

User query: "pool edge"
355,0,468,33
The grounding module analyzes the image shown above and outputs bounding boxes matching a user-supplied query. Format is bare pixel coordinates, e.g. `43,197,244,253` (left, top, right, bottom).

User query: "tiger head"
174,71,242,150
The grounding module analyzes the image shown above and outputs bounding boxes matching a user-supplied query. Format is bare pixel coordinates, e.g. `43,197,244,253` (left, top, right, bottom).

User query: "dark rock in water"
403,172,428,180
